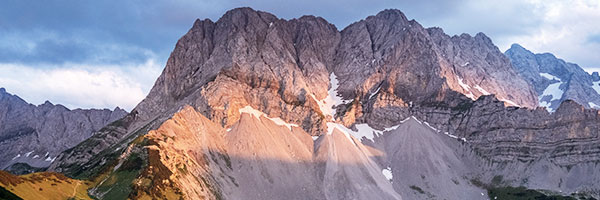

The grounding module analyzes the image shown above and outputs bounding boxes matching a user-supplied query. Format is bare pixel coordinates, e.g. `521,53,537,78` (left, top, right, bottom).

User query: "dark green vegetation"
94,152,144,200
409,185,425,194
5,163,46,175
0,186,22,200
487,186,596,200
469,177,595,200
59,118,155,180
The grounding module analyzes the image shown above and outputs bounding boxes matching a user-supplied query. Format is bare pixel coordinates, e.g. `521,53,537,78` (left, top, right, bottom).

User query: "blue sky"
1,0,599,110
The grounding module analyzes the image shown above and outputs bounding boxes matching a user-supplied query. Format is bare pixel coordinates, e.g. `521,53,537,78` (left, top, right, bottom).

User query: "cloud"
0,60,162,111
497,0,600,70
1,0,600,110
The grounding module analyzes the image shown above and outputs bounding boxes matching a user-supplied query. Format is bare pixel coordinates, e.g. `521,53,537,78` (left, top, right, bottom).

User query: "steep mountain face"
506,44,600,111
88,106,480,199
0,88,127,173
45,7,600,199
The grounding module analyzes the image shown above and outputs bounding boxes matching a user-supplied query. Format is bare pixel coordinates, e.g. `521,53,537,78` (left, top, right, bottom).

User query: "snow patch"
540,73,559,80
45,157,56,162
312,136,319,141
25,150,34,157
310,73,349,118
538,80,565,112
592,81,600,95
329,73,350,108
226,128,232,132
32,155,39,159
461,62,470,67
500,98,520,107
443,131,467,142
410,116,422,124
352,124,380,141
349,116,429,142
474,85,490,95
382,167,393,181
456,76,475,100
335,115,467,143
12,154,21,160
44,152,49,157
589,102,600,109
239,106,299,131
369,86,381,99
349,123,401,142
414,116,467,142
326,122,356,145
423,122,439,132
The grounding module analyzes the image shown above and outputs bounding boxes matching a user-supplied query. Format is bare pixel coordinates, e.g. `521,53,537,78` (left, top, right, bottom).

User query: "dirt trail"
71,181,80,198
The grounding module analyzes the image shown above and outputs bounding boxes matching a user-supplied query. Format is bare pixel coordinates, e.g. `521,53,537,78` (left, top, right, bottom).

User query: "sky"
1,0,599,111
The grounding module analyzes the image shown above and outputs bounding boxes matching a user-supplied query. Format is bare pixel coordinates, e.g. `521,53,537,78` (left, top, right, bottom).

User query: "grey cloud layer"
1,0,596,67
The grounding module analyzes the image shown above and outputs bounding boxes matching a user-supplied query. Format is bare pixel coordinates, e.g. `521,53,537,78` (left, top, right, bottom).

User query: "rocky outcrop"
0,88,127,173
506,44,600,111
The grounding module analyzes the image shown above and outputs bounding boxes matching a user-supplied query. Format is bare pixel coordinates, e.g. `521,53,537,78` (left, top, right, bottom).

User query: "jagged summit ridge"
0,88,127,174
506,43,600,111
52,7,540,174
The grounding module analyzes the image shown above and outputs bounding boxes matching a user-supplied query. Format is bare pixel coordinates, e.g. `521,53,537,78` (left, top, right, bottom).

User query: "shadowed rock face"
506,44,600,111
48,7,600,199
0,88,127,172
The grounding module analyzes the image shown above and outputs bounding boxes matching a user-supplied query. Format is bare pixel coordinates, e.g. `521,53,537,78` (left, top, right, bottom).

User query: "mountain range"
0,88,126,174
1,7,600,200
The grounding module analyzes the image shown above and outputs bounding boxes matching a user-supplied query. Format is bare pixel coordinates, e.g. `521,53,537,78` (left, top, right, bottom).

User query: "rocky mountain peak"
0,89,127,173
505,44,600,111
42,8,600,199
592,72,600,81
217,7,278,30
374,9,409,23
474,32,494,46
113,106,125,113
555,99,585,114
41,100,53,106
508,43,528,52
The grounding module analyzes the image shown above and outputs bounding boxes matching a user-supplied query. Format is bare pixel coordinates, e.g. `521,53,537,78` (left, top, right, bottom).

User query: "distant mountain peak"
506,44,600,111
0,89,127,172
375,9,409,22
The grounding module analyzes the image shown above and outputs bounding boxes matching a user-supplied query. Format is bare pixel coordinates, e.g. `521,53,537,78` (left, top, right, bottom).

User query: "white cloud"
393,0,600,71
496,0,600,70
0,60,162,111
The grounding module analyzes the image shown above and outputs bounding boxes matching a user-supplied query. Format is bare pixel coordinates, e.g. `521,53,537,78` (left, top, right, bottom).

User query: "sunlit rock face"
48,7,600,199
0,88,127,173
506,43,600,112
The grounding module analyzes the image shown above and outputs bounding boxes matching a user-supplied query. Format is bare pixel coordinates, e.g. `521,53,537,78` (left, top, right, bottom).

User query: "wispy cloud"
499,0,600,70
0,60,162,111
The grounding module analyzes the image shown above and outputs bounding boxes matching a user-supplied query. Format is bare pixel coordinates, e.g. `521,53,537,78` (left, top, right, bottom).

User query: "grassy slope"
0,171,92,200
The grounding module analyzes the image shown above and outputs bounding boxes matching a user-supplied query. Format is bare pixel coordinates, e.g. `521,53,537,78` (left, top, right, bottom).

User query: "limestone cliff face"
52,8,538,174
0,88,127,173
132,7,537,136
49,7,600,199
